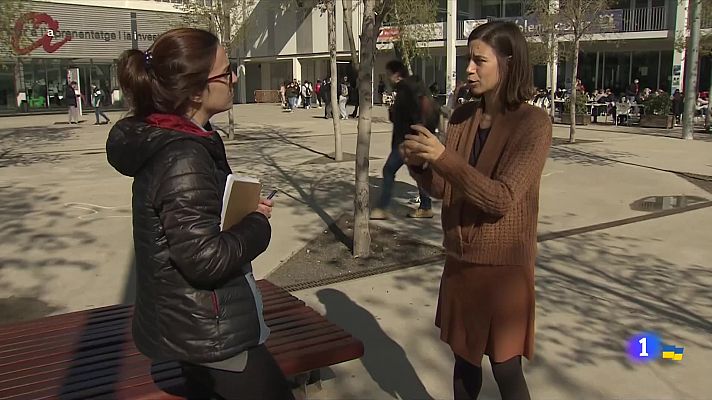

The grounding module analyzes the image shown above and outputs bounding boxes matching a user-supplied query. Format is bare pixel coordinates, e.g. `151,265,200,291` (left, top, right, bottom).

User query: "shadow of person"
316,289,434,400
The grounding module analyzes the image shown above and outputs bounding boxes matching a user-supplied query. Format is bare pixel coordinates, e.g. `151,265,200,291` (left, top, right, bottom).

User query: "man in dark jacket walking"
371,60,435,220
66,81,80,124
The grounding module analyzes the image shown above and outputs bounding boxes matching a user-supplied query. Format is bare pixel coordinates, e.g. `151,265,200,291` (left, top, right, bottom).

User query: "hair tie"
144,50,153,68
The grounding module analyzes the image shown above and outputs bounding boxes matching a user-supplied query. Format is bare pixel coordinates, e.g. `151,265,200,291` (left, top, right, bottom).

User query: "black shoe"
94,122,100,125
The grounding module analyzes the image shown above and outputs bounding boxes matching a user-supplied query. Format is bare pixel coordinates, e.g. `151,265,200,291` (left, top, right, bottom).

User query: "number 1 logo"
628,332,661,363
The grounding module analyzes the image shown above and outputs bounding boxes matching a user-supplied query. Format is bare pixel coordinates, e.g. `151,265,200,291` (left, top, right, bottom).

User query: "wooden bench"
0,280,363,399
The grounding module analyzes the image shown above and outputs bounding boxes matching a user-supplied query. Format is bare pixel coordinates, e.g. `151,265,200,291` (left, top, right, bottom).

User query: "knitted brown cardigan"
410,101,552,266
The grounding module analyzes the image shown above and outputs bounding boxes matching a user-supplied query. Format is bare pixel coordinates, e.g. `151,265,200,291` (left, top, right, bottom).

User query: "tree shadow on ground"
316,288,435,400
534,228,712,372
548,146,637,167
0,126,77,167
0,183,98,325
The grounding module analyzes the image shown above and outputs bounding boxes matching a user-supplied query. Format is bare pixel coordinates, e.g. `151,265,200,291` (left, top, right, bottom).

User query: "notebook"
220,174,262,231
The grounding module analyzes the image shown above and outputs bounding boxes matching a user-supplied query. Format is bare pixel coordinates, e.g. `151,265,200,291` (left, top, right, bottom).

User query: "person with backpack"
91,83,110,125
370,60,436,220
338,76,349,120
303,81,312,109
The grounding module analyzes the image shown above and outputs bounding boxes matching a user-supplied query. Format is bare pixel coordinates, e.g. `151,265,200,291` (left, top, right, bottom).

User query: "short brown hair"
468,21,533,109
117,28,219,118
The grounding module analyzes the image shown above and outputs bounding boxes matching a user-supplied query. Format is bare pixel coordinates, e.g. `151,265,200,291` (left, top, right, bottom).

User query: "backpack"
305,85,313,97
340,83,349,97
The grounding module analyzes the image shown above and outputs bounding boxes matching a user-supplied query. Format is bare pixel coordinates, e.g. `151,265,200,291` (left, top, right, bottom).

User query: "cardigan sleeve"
431,113,552,216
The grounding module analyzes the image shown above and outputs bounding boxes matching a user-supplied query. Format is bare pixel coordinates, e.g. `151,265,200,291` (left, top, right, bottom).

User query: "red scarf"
145,113,214,138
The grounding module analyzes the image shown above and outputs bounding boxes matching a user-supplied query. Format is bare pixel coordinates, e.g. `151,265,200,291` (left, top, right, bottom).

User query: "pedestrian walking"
322,77,333,119
350,81,359,119
315,79,323,108
66,80,80,124
107,27,294,400
338,76,349,120
370,60,436,220
279,81,287,108
91,83,110,125
303,80,312,109
286,79,299,111
403,21,551,400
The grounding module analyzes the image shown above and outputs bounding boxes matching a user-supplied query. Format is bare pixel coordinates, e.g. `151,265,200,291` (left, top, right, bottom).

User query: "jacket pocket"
210,290,221,334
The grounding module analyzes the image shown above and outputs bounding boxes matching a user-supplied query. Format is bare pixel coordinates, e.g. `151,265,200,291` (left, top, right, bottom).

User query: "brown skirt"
436,256,535,367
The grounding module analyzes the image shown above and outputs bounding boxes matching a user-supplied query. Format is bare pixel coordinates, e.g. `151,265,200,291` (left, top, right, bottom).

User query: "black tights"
453,354,531,400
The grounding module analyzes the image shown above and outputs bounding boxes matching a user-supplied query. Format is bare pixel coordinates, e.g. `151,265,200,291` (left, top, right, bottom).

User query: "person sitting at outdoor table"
593,89,616,123
616,96,631,125
594,89,607,103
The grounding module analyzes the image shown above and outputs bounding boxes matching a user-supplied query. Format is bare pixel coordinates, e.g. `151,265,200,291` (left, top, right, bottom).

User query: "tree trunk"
404,55,413,75
220,0,235,140
706,69,711,133
327,0,343,160
682,0,702,140
548,34,558,120
569,37,580,143
342,0,360,68
353,0,378,258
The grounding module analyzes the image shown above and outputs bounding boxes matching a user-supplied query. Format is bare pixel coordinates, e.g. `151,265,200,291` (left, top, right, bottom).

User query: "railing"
457,6,669,40
621,6,668,32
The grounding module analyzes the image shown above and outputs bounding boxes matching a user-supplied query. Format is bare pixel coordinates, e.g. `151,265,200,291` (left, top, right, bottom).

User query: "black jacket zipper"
211,291,221,328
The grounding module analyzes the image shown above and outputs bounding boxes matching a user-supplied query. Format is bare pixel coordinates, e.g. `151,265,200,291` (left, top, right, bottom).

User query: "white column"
671,0,689,92
292,57,302,82
238,64,247,103
261,63,271,89
446,0,457,95
315,59,324,81
546,0,559,93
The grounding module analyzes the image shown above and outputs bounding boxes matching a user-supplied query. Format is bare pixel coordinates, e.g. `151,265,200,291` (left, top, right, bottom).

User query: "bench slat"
0,280,364,399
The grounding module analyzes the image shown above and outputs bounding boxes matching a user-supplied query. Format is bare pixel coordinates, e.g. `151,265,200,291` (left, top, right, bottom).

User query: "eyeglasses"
207,67,235,85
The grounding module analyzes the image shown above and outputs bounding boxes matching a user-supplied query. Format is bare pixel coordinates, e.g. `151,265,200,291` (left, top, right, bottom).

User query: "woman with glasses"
106,28,293,399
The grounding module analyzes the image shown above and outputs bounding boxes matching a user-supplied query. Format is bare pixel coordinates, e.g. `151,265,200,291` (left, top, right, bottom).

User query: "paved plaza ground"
1,104,711,399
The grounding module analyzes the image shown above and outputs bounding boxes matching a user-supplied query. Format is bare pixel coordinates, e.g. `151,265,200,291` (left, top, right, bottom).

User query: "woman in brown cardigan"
403,21,551,400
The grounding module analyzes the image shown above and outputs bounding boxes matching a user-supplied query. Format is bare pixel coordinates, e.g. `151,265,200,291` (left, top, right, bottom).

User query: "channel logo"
627,332,685,363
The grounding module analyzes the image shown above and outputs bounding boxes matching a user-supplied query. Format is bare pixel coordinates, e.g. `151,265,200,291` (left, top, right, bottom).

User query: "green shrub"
642,94,672,116
563,92,589,115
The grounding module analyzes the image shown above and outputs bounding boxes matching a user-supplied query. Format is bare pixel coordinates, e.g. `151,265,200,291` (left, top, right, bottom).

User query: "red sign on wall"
12,12,72,55
377,26,400,42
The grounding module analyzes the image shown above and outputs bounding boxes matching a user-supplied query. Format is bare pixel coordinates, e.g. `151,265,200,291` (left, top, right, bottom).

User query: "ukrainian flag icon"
662,345,684,361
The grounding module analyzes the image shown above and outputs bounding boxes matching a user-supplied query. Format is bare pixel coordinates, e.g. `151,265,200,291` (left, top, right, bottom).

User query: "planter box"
640,114,674,129
561,113,591,125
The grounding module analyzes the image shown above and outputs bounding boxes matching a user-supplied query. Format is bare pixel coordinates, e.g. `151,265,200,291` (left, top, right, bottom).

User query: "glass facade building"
0,1,180,114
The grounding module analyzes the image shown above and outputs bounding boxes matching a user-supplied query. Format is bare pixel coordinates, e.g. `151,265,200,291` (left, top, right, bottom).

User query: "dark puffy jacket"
106,117,271,363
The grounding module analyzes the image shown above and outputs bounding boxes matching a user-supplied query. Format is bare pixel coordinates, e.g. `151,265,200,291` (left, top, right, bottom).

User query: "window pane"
0,63,16,111
504,0,522,17
481,0,501,18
